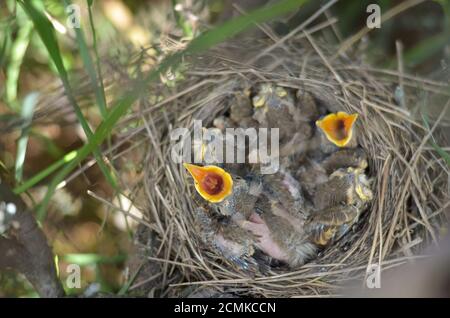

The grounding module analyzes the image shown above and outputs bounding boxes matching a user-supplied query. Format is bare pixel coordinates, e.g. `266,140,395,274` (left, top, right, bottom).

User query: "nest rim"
128,38,450,298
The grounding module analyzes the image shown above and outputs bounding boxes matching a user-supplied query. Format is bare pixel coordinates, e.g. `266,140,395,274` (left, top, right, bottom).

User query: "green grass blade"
62,253,127,266
35,93,137,220
0,24,10,68
5,6,33,110
16,0,308,221
117,262,143,296
184,0,308,54
63,0,108,118
17,1,69,84
86,0,108,117
402,32,450,68
18,0,118,191
15,92,39,182
386,31,450,69
14,150,78,194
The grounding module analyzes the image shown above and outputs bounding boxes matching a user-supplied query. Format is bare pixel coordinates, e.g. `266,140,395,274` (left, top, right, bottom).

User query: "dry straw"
110,30,450,297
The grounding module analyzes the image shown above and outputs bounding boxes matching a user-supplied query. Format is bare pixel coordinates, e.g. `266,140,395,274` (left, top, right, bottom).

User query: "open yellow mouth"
183,163,233,203
316,112,358,147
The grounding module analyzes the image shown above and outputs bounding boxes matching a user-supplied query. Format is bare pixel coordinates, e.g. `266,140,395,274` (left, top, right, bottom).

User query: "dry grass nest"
115,37,449,297
1,1,448,301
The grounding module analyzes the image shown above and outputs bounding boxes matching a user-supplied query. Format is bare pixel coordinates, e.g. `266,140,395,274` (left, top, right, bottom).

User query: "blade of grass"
62,253,127,266
17,0,308,221
5,6,33,110
14,150,78,194
184,0,308,54
386,31,450,68
117,262,143,296
15,92,39,182
402,32,450,68
85,0,115,163
18,0,118,191
35,93,137,220
0,24,10,68
86,0,108,118
62,0,108,118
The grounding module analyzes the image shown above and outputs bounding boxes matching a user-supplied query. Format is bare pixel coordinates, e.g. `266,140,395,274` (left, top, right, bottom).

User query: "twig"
0,183,64,297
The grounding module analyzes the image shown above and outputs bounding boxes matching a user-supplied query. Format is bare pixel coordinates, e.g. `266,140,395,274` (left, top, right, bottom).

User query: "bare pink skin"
214,233,247,256
238,213,289,262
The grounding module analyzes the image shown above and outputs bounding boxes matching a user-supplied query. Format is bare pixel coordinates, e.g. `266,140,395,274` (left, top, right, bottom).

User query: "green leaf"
86,0,108,119
63,0,108,118
62,253,127,266
14,150,78,194
5,6,33,109
0,24,10,68
15,92,39,182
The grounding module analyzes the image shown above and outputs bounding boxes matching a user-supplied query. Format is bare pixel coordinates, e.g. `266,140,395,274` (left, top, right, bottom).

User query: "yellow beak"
183,163,233,203
316,112,358,147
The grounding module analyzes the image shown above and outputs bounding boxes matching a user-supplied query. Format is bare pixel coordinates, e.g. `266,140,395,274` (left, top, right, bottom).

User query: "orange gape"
201,173,224,195
316,112,358,147
183,163,233,203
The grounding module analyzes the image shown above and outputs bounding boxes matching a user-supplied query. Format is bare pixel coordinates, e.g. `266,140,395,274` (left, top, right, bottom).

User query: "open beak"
183,163,233,203
316,112,358,147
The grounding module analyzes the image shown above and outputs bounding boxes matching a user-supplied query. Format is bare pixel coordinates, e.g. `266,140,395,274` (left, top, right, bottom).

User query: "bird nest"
119,35,450,298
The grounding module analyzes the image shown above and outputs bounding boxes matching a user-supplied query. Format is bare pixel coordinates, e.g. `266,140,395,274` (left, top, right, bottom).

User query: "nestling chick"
183,90,372,271
213,116,236,130
184,163,261,220
297,147,368,198
213,91,259,131
229,91,254,124
184,163,318,269
307,167,373,246
295,89,321,121
192,203,260,271
304,111,360,158
315,111,359,148
296,159,328,198
320,147,368,174
252,83,312,145
312,167,373,210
